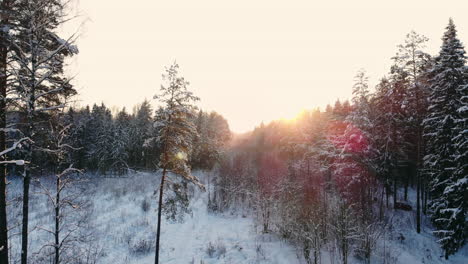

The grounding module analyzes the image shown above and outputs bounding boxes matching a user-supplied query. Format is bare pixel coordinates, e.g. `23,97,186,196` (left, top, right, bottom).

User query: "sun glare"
278,109,308,123
176,152,186,160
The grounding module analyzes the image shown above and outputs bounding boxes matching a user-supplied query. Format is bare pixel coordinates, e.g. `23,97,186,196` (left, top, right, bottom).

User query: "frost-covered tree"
423,19,467,259
152,62,204,264
66,106,91,169
372,78,394,209
328,196,359,264
0,0,11,260
392,31,432,232
111,107,131,173
0,1,24,260
335,70,376,211
191,110,231,170
86,104,113,173
36,118,83,264
7,0,78,262
130,100,153,168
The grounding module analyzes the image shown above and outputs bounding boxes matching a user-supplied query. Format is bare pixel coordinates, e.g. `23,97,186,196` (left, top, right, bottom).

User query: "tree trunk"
22,20,38,264
415,74,423,230
416,169,421,233
422,175,429,214
393,175,397,209
0,165,7,264
155,168,166,264
416,112,422,232
55,176,60,264
404,171,409,201
21,110,34,264
0,0,10,261
21,169,30,264
385,182,389,208
342,241,347,264
379,184,384,220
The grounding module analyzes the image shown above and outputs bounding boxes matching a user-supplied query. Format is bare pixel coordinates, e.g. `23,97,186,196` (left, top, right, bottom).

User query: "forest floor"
5,171,468,263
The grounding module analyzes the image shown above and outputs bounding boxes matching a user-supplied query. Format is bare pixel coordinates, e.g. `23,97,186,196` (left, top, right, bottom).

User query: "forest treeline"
11,101,231,175
212,20,467,263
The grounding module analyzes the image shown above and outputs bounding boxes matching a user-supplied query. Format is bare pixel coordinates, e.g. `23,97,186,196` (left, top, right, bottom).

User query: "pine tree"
130,100,153,168
112,108,131,173
424,19,467,259
373,77,399,212
67,106,91,169
336,70,375,210
192,111,231,170
347,70,373,134
0,1,12,261
153,63,204,264
332,99,344,119
8,1,78,262
392,31,432,232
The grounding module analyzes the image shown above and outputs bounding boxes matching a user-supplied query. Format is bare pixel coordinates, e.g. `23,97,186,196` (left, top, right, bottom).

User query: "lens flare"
176,152,186,160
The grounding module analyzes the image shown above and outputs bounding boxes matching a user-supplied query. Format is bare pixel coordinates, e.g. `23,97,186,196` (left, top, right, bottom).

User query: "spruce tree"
423,18,467,259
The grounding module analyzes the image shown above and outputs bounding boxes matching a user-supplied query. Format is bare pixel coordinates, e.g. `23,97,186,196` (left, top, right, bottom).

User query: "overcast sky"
65,0,468,132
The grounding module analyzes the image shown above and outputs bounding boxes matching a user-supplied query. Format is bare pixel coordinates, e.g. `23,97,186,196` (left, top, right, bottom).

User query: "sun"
278,109,308,123
176,152,186,160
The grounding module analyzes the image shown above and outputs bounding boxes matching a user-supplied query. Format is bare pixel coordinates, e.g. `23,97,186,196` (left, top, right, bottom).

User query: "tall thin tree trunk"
0,166,7,264
421,176,425,214
415,94,422,232
0,0,10,262
404,171,409,201
21,101,35,264
22,21,37,263
21,169,30,264
379,184,384,220
55,176,60,264
393,175,397,209
392,122,397,210
385,182,389,208
414,66,423,231
155,167,166,264
423,175,428,214
416,168,421,233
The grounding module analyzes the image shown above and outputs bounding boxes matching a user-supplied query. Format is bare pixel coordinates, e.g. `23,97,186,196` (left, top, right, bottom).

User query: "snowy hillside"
5,171,466,264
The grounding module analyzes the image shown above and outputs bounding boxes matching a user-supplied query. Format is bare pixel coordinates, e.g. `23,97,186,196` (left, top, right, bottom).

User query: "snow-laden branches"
0,137,32,157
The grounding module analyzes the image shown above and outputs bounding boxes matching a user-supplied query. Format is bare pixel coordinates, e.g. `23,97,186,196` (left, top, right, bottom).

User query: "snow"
14,160,25,165
92,172,299,264
6,172,468,263
7,172,300,264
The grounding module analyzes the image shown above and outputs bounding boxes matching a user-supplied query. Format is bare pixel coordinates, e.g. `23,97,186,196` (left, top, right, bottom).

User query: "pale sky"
65,0,468,132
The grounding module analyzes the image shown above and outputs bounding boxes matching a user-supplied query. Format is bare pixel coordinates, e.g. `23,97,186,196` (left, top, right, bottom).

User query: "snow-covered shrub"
206,242,216,257
354,221,383,264
255,242,266,260
129,238,154,256
205,239,226,259
141,197,151,212
163,181,192,222
216,241,227,258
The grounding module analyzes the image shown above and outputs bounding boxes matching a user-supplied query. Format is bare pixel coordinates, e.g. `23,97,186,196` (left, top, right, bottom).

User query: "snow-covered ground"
91,172,299,264
6,172,468,263
7,172,299,264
